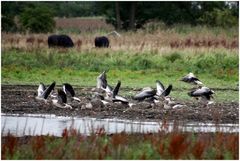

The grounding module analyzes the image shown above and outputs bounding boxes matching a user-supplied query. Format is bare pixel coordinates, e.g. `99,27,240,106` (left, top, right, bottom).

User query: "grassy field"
1,24,239,102
2,47,238,102
1,20,239,160
2,128,238,159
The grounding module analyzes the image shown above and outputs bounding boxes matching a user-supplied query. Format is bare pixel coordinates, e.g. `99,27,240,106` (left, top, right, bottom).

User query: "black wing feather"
63,83,75,97
58,89,67,103
43,81,55,99
113,81,121,98
162,84,173,96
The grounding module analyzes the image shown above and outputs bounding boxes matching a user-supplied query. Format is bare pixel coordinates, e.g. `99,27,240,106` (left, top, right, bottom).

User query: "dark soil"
1,85,239,124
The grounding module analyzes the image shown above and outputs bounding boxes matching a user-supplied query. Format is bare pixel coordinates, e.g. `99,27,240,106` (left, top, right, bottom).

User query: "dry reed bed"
2,31,238,53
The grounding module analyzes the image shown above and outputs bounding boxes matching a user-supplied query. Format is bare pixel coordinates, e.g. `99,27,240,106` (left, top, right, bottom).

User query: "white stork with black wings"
97,70,107,89
96,70,113,95
188,86,215,103
180,72,203,85
156,80,173,97
133,87,157,101
112,80,129,104
35,81,56,103
62,83,81,102
52,89,72,109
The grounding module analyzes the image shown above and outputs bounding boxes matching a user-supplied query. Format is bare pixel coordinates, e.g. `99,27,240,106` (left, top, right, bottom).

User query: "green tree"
2,15,17,32
19,5,55,33
198,8,238,27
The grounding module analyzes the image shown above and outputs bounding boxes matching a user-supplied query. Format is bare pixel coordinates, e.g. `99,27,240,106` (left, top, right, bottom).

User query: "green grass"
1,48,238,102
2,130,238,159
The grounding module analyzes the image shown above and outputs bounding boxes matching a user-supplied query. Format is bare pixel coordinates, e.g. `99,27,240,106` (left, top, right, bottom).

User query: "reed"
2,23,238,53
1,128,238,159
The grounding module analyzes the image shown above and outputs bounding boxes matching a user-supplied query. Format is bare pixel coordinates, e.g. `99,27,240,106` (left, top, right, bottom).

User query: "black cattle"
95,36,109,48
48,35,74,48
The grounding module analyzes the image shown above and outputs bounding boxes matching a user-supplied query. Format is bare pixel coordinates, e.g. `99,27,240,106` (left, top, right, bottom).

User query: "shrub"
164,52,182,63
19,5,55,33
198,8,238,28
2,15,17,32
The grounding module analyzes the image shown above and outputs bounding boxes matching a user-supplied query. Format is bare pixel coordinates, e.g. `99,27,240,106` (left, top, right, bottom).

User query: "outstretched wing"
156,80,165,96
162,84,173,96
37,82,46,97
58,89,67,103
113,81,121,98
97,70,108,89
181,72,203,85
63,83,75,97
133,88,156,101
42,81,55,99
113,95,129,104
191,77,203,85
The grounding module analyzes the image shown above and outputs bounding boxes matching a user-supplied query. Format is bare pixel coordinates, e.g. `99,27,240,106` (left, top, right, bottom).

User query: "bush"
198,8,238,28
164,52,182,63
19,5,55,33
2,15,17,32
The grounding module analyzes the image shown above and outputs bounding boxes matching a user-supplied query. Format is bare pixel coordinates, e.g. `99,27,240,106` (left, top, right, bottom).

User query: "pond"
1,113,239,137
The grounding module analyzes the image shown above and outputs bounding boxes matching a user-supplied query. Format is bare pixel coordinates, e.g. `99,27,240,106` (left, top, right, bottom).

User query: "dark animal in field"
94,36,109,48
94,31,121,48
48,35,74,48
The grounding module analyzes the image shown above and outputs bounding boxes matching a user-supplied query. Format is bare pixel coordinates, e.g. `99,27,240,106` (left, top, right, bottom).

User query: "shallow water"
1,113,239,137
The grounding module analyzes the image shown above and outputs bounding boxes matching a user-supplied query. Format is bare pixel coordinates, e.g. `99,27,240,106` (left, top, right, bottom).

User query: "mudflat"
1,85,238,124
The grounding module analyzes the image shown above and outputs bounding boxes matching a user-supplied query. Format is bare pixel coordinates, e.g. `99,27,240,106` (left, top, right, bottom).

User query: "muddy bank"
1,85,239,124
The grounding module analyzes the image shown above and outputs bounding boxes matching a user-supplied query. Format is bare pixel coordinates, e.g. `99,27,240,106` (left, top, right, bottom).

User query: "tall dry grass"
1,30,238,55
2,17,238,53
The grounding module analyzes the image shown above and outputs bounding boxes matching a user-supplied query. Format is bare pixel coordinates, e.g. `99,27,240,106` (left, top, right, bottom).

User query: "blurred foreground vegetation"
2,129,238,159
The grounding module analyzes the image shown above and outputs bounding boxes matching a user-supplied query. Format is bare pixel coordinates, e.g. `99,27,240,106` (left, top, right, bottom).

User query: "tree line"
2,1,239,33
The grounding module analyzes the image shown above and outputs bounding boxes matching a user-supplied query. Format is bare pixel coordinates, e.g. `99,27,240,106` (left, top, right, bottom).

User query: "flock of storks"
34,71,215,109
